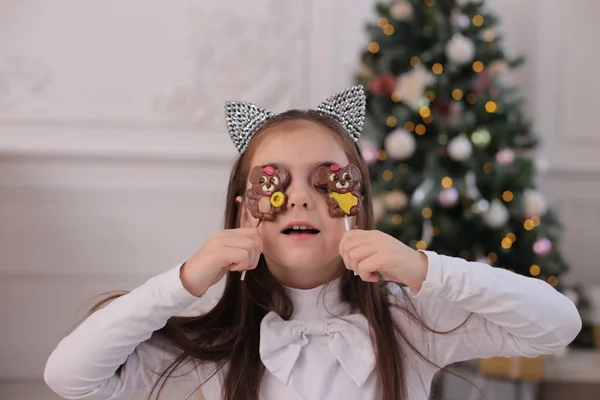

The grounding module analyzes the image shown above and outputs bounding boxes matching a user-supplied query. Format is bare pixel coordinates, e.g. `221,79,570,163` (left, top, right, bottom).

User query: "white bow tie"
259,311,376,387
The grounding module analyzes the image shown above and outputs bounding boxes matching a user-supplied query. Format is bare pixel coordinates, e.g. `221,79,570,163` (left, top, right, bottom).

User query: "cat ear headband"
224,85,366,154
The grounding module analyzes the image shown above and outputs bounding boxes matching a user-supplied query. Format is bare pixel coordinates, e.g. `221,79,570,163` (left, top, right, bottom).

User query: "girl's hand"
180,228,262,296
339,229,429,290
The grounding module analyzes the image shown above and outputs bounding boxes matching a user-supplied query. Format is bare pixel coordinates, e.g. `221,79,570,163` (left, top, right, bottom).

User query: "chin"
265,251,341,274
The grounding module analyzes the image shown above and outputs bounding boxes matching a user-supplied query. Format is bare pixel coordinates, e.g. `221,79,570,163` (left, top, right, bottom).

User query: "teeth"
291,225,311,230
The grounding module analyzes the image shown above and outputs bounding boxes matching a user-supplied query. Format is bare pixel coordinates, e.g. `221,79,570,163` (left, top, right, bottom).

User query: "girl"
44,86,581,400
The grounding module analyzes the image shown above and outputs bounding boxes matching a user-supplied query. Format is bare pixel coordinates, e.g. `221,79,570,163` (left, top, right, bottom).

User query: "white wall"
0,0,599,398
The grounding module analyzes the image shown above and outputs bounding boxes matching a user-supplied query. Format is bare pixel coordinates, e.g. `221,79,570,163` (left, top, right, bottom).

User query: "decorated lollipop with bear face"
245,164,289,223
241,164,289,281
313,163,362,229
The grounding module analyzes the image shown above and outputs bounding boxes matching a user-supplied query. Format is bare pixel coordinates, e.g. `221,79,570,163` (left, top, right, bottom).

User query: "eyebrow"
260,161,336,170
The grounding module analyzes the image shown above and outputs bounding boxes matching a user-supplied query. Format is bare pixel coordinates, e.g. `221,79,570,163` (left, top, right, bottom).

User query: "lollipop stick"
344,215,350,231
343,216,357,275
240,218,262,281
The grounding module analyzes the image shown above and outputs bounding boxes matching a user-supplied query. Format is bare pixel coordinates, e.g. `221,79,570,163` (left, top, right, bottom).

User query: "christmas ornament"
372,196,386,222
383,190,409,210
474,69,492,94
523,189,548,218
465,171,481,199
451,12,471,29
448,134,473,161
496,148,516,165
390,0,413,21
482,199,509,228
471,198,489,214
448,101,463,127
445,34,475,65
395,66,436,110
438,187,460,207
385,129,416,160
369,73,397,97
411,177,435,206
471,129,491,148
359,138,378,166
533,237,552,256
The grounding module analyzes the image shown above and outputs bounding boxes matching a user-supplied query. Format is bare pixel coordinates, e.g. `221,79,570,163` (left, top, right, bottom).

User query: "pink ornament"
359,140,378,166
496,148,516,165
474,69,492,94
263,165,275,175
533,238,552,256
438,187,460,207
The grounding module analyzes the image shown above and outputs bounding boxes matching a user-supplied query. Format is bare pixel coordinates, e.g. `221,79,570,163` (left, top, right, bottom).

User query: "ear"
277,168,289,186
313,166,331,187
347,164,362,181
248,166,264,184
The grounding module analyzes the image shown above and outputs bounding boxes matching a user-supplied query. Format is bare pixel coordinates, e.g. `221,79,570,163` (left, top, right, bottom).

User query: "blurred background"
0,0,599,399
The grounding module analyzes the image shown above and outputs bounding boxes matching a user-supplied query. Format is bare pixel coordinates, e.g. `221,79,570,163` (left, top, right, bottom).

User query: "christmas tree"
356,0,575,295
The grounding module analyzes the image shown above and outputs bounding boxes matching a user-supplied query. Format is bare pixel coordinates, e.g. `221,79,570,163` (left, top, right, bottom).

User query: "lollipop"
241,164,289,280
313,163,362,230
245,164,289,223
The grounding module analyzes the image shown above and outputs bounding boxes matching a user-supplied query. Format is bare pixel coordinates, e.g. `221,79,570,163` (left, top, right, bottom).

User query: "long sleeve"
44,264,203,400
405,251,582,368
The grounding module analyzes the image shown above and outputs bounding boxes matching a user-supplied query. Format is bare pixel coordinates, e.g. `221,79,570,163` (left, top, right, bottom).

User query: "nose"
286,179,315,210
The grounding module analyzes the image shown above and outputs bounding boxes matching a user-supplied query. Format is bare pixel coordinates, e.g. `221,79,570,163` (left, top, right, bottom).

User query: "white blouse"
44,251,582,400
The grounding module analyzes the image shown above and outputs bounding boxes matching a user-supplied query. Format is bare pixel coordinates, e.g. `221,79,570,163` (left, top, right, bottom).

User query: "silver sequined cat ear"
316,85,366,142
225,101,275,154
225,85,366,154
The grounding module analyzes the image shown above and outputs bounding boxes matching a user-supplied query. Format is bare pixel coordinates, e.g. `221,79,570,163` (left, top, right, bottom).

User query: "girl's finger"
233,231,262,270
344,244,378,273
356,253,384,282
225,247,251,271
339,230,376,254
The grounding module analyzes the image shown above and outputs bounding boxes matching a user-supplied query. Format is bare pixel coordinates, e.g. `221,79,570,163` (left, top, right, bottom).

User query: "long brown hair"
91,110,471,400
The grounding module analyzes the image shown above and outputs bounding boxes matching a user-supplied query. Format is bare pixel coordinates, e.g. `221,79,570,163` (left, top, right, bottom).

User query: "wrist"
408,250,429,291
179,262,207,297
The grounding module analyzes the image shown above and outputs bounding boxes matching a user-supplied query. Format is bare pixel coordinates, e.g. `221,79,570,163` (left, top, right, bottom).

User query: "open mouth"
282,225,321,235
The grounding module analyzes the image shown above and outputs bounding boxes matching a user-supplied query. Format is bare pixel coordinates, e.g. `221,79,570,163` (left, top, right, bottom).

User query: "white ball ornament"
496,148,516,165
445,34,475,65
385,129,416,160
482,199,509,229
523,189,548,218
447,135,473,161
